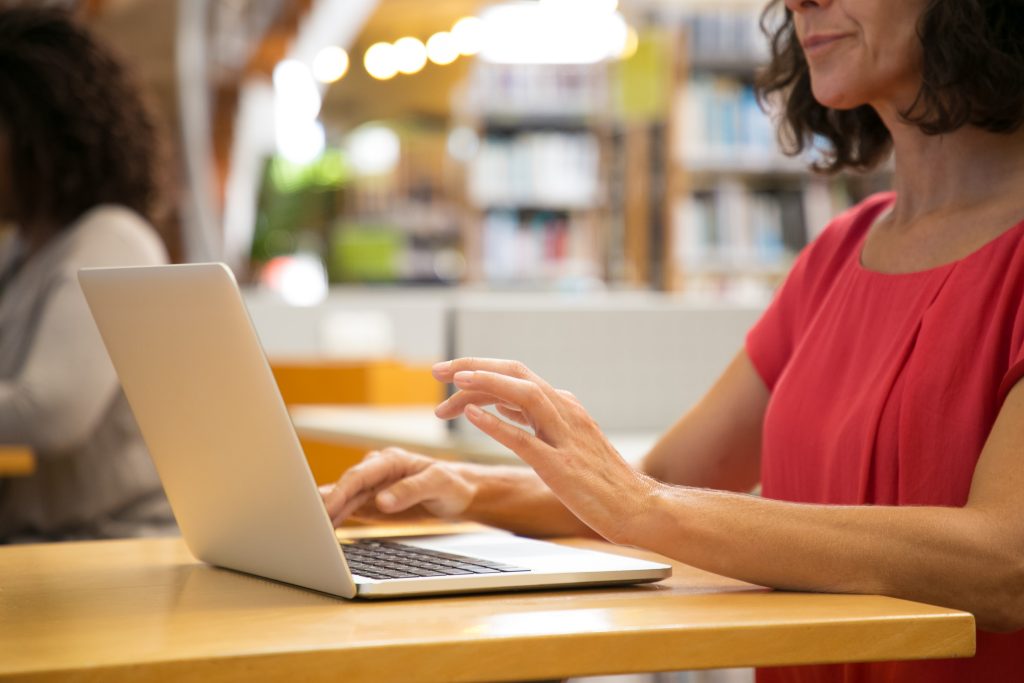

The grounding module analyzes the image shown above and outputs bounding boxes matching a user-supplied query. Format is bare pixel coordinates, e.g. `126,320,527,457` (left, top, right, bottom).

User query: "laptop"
78,263,671,598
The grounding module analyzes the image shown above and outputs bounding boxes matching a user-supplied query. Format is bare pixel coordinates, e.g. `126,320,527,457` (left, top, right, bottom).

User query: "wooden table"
290,405,659,466
0,446,34,477
0,530,975,682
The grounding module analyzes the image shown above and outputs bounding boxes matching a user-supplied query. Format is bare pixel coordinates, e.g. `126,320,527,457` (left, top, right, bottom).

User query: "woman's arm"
0,211,166,455
448,357,1024,632
0,271,120,453
640,351,766,492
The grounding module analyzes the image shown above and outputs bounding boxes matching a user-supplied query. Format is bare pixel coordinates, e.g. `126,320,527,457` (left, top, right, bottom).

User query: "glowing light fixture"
275,119,325,164
541,0,618,11
478,2,630,64
364,42,399,80
426,31,459,65
272,59,321,120
312,46,350,83
263,253,328,307
272,59,324,163
621,25,639,59
451,16,484,56
347,123,401,176
393,36,428,75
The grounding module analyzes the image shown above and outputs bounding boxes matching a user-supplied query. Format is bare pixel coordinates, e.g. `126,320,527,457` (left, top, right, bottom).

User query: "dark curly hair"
0,6,167,234
757,0,1024,173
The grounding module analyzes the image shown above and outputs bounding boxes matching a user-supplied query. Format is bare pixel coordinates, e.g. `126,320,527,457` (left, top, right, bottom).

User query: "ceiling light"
541,0,618,11
479,3,630,64
272,59,321,119
394,36,428,75
426,31,459,65
364,42,398,80
347,123,401,176
312,46,350,83
275,119,325,165
620,25,639,59
451,16,484,56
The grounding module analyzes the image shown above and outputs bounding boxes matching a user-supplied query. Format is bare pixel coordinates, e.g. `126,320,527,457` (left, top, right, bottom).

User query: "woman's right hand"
318,447,478,528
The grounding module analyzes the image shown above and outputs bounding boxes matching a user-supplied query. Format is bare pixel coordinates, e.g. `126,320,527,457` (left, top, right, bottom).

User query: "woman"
0,8,176,541
322,0,1024,680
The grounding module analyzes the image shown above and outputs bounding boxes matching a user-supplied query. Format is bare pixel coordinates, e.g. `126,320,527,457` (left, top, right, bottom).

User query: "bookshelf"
443,2,887,295
664,3,886,297
455,61,612,288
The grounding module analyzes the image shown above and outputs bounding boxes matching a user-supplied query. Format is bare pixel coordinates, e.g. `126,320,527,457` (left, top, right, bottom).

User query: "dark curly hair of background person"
757,0,1024,173
0,6,167,232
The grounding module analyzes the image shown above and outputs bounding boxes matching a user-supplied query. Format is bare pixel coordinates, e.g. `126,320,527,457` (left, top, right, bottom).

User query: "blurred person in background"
0,6,176,541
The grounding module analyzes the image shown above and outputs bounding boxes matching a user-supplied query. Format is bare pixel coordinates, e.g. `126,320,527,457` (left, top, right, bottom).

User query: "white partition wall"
242,287,765,433
451,301,764,432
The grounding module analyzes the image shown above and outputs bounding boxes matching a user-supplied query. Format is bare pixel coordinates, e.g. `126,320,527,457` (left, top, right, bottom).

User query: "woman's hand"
319,447,477,527
433,358,658,544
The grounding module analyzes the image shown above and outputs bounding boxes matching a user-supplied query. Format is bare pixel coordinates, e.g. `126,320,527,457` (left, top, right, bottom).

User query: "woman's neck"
880,109,1024,229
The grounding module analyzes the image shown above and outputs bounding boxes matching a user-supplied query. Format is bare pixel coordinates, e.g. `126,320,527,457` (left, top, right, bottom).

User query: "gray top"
0,205,175,541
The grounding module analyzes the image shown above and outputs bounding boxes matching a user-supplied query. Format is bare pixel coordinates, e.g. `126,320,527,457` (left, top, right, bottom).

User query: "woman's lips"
802,33,852,55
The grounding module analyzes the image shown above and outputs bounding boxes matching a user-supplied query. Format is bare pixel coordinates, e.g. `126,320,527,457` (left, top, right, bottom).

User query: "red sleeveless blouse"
746,193,1024,682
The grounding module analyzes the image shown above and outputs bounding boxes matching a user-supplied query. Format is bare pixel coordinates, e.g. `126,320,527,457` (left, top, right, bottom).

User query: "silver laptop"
78,263,670,598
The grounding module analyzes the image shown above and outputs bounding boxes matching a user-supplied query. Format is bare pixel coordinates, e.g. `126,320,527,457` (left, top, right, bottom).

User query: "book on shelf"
469,131,602,209
675,74,798,172
673,181,800,274
481,210,599,284
671,178,852,282
463,62,610,120
682,6,770,69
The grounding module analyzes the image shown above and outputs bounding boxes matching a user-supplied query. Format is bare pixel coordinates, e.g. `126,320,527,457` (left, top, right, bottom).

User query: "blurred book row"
463,62,609,119
480,210,601,286
469,132,602,209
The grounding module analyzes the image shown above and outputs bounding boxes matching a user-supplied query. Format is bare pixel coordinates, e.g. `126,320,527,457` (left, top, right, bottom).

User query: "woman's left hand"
432,358,658,544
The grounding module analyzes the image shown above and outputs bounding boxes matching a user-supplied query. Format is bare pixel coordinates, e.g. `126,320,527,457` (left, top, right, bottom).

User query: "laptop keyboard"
342,539,530,580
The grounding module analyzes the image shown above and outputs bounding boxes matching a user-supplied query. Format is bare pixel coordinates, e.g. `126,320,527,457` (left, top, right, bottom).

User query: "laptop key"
342,539,530,580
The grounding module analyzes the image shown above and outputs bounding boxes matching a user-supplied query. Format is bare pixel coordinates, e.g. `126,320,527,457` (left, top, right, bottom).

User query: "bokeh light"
426,31,459,66
312,46,350,83
364,42,399,80
394,37,428,75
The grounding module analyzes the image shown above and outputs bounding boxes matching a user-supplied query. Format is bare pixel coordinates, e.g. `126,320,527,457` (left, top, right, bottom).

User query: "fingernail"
454,370,474,387
432,361,452,376
377,491,396,509
466,404,484,419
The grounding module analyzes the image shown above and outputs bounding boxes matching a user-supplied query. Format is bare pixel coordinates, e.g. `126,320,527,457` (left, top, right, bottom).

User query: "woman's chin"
810,87,863,112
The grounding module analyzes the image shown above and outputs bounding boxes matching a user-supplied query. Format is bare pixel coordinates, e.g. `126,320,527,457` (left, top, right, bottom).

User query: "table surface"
0,446,34,477
290,404,659,465
0,528,975,683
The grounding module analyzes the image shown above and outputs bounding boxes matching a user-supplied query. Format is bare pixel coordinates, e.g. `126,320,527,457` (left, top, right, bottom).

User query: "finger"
495,403,530,426
453,370,567,441
331,488,377,527
435,389,506,419
322,448,425,521
446,358,580,423
434,358,554,391
376,466,475,518
464,404,553,468
557,389,580,404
